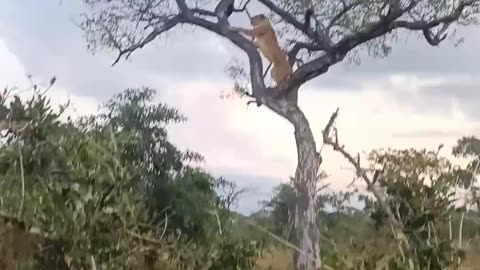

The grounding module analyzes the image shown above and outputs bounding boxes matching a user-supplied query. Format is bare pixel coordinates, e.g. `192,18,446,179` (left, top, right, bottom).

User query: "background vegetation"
3,0,479,268
0,81,478,270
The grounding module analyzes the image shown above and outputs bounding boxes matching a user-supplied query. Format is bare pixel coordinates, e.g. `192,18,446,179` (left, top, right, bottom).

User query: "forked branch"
287,42,324,66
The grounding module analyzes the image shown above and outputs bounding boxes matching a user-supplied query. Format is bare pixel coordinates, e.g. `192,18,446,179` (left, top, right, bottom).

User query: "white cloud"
0,39,99,120
159,75,479,193
0,39,28,86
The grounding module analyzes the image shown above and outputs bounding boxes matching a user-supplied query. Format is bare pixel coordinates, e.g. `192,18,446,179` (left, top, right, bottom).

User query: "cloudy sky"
1,0,479,214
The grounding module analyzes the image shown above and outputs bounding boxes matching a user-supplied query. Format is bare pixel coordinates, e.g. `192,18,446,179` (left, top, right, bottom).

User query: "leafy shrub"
0,86,263,269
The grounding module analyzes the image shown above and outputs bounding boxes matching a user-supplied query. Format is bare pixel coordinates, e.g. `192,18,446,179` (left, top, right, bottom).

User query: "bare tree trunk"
285,103,322,270
263,88,321,270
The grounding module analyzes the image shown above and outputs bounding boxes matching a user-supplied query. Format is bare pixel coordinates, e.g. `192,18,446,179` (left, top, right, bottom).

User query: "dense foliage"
0,86,263,269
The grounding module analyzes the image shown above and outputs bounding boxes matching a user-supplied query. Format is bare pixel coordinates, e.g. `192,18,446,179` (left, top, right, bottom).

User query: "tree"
261,183,298,242
78,0,480,268
260,179,345,243
80,87,222,241
452,136,480,210
0,89,164,269
75,87,266,267
360,148,468,269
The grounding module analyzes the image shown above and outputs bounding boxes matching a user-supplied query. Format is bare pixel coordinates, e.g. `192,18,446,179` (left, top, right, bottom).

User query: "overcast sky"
1,0,480,214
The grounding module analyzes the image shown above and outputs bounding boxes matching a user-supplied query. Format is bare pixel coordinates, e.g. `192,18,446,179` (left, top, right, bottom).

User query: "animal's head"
250,14,267,26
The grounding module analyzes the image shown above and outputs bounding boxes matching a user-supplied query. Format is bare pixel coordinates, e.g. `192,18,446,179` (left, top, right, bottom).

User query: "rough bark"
262,97,322,269
291,109,321,270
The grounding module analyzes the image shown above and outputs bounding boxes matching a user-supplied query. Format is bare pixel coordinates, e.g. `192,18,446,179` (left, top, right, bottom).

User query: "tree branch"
112,15,185,66
214,0,252,23
394,0,475,31
276,53,338,98
392,0,475,45
175,0,192,16
191,8,216,17
274,0,421,97
287,42,324,66
109,0,475,109
422,28,448,46
278,0,474,94
257,0,333,50
183,12,268,104
176,0,266,97
326,0,363,34
322,109,412,253
335,0,420,53
214,0,235,24
108,0,268,105
233,0,252,13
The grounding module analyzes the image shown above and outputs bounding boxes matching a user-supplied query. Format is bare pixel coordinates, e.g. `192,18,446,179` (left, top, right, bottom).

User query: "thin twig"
90,255,97,270
263,63,272,78
458,211,465,268
215,210,223,236
159,212,168,239
17,144,25,218
124,228,164,245
235,0,252,12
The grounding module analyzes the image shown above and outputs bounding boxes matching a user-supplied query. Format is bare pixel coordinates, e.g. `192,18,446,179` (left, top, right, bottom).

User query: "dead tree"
78,0,480,269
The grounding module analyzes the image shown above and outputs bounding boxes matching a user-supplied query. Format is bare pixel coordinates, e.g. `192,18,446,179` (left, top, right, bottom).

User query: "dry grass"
255,248,293,270
255,247,480,270
0,226,37,270
464,248,480,270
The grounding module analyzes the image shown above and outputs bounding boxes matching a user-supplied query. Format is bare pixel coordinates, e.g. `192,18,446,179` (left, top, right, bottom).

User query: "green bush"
0,86,263,269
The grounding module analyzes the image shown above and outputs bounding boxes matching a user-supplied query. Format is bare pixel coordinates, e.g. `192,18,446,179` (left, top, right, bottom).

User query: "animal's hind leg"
270,65,281,86
271,65,288,87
